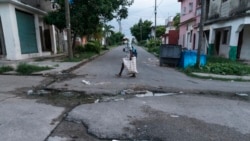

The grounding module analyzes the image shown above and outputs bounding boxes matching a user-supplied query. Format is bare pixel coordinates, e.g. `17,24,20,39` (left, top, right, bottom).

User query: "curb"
0,50,109,76
192,72,250,81
62,50,109,73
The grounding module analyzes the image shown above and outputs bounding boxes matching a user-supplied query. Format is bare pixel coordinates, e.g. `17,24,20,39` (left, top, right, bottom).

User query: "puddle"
136,91,177,98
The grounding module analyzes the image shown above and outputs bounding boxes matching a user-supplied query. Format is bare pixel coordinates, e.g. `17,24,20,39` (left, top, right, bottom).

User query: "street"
0,45,250,141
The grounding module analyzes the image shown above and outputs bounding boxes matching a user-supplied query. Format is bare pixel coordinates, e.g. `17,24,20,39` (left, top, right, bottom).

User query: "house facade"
0,0,64,60
204,0,250,61
178,0,202,51
161,17,179,45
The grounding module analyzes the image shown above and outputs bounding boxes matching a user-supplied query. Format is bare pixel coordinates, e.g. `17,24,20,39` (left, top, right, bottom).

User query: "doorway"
214,31,221,55
237,29,244,59
0,17,6,56
193,33,196,50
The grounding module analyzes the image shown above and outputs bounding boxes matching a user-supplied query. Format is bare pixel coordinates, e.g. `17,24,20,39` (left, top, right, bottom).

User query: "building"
0,0,65,60
161,17,179,45
178,0,202,51
204,0,250,61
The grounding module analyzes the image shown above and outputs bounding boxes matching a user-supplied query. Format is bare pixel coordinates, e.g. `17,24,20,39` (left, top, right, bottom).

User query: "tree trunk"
72,32,77,53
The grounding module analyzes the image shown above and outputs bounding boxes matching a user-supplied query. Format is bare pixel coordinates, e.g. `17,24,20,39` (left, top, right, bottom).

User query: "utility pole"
65,0,73,59
140,23,142,41
196,0,205,68
154,0,157,39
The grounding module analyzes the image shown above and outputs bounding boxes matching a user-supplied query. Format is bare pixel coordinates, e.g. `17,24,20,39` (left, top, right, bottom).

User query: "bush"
16,63,52,75
0,66,14,74
202,63,250,75
145,39,161,56
75,45,85,53
138,40,147,46
84,40,101,54
184,56,250,76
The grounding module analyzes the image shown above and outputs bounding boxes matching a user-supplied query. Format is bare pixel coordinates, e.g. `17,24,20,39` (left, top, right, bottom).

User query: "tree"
107,32,125,46
130,19,153,42
156,26,166,38
103,24,114,47
173,13,180,29
44,0,133,51
115,0,134,32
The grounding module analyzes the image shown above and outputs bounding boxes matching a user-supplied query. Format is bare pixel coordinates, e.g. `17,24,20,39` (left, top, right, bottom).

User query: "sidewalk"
0,51,108,75
192,72,250,81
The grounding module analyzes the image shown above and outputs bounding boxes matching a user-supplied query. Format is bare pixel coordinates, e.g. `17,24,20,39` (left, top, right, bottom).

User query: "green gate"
16,10,38,54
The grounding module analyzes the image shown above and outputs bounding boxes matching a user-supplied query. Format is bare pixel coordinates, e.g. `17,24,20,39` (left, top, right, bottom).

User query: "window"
222,30,229,44
190,30,193,42
196,7,201,16
197,0,201,6
189,3,193,12
183,7,186,15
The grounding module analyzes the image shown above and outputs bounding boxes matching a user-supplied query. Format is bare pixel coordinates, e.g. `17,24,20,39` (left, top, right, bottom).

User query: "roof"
0,0,47,15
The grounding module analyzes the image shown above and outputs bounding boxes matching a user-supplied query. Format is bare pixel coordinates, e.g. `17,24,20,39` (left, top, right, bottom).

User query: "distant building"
0,0,65,60
161,17,179,45
178,0,202,51
204,0,250,61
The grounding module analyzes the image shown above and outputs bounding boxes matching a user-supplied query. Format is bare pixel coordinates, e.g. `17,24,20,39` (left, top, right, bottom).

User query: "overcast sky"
109,0,181,39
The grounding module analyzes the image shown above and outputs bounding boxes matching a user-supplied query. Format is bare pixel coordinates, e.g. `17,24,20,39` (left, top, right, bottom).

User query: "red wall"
169,30,179,45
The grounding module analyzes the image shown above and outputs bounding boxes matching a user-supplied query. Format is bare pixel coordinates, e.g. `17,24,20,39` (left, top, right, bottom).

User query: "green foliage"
0,66,14,74
44,0,133,37
84,41,101,54
16,63,52,75
138,40,147,46
184,57,250,76
106,32,125,46
145,39,161,56
75,45,85,53
156,26,166,38
64,52,96,62
130,19,153,42
202,63,250,75
173,13,180,29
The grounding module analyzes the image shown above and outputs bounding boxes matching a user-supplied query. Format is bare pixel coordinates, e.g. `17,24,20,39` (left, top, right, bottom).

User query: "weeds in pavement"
0,66,14,74
63,52,96,62
16,63,52,75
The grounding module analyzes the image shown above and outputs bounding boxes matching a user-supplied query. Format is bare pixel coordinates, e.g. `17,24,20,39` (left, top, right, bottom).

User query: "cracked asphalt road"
46,45,250,140
48,45,250,95
1,46,250,141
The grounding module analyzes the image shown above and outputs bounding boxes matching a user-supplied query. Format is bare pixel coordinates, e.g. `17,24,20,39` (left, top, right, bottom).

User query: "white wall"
0,2,51,60
0,4,21,60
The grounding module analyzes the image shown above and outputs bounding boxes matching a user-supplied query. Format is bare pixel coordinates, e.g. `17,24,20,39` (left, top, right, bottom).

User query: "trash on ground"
235,93,249,97
82,80,91,85
27,89,50,96
154,93,176,97
94,99,100,103
27,90,34,95
170,115,179,118
136,91,153,97
136,91,177,98
114,98,125,102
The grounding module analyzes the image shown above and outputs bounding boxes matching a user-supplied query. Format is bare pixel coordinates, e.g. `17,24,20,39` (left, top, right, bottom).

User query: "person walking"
116,45,138,77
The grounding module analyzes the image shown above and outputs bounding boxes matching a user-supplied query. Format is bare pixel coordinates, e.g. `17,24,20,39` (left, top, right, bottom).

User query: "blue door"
16,10,38,54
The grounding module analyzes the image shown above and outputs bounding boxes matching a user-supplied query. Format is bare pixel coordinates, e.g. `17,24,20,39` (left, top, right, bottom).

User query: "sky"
109,0,181,39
